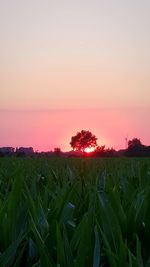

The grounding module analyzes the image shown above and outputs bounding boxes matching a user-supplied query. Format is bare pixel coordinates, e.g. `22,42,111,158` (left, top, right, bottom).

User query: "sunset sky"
0,0,150,151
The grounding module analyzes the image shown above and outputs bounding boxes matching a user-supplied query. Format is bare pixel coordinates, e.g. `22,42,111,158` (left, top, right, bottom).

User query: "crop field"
0,157,150,267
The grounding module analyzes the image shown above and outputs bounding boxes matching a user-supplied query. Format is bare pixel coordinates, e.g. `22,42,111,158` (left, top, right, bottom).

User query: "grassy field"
0,157,150,267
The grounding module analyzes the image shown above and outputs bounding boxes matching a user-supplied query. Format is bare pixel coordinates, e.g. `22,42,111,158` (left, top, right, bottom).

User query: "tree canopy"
128,138,142,148
70,130,98,152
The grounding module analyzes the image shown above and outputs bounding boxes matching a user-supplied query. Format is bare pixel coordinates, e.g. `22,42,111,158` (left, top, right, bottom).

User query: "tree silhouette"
128,138,142,148
70,130,98,152
126,138,143,157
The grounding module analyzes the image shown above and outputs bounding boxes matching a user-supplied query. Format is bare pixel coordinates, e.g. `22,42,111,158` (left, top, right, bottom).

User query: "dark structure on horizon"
0,137,150,157
0,147,34,157
0,147,15,155
16,147,34,156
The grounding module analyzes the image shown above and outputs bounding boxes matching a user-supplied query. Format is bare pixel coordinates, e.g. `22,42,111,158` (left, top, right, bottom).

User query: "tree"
70,130,98,152
126,138,143,157
128,138,142,148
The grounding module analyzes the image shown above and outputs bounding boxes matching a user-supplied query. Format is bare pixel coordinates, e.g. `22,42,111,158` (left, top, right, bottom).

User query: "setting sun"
84,147,96,153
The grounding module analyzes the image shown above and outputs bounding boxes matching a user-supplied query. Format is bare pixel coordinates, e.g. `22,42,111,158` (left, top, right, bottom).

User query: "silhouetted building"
16,147,34,155
0,147,15,155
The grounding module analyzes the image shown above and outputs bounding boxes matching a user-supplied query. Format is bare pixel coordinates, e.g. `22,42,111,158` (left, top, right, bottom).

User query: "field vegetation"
0,157,150,267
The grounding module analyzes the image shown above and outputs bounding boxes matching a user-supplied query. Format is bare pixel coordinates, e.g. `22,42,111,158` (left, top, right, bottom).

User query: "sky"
0,0,150,151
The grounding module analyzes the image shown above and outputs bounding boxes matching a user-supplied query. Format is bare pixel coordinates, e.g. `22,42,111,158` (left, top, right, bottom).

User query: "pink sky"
0,0,150,150
0,108,149,151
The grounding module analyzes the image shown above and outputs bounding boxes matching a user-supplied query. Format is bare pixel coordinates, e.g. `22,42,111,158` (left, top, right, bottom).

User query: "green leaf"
136,235,143,267
30,215,54,267
0,232,25,267
93,225,100,267
56,223,65,267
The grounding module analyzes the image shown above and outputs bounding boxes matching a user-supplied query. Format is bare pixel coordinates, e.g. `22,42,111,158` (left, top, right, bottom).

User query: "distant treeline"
0,138,150,157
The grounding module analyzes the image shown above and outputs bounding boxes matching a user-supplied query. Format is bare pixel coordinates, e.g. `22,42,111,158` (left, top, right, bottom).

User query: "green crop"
0,157,150,266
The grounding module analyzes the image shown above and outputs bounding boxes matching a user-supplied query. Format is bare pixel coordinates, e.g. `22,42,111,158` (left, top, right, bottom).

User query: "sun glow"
84,147,96,153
